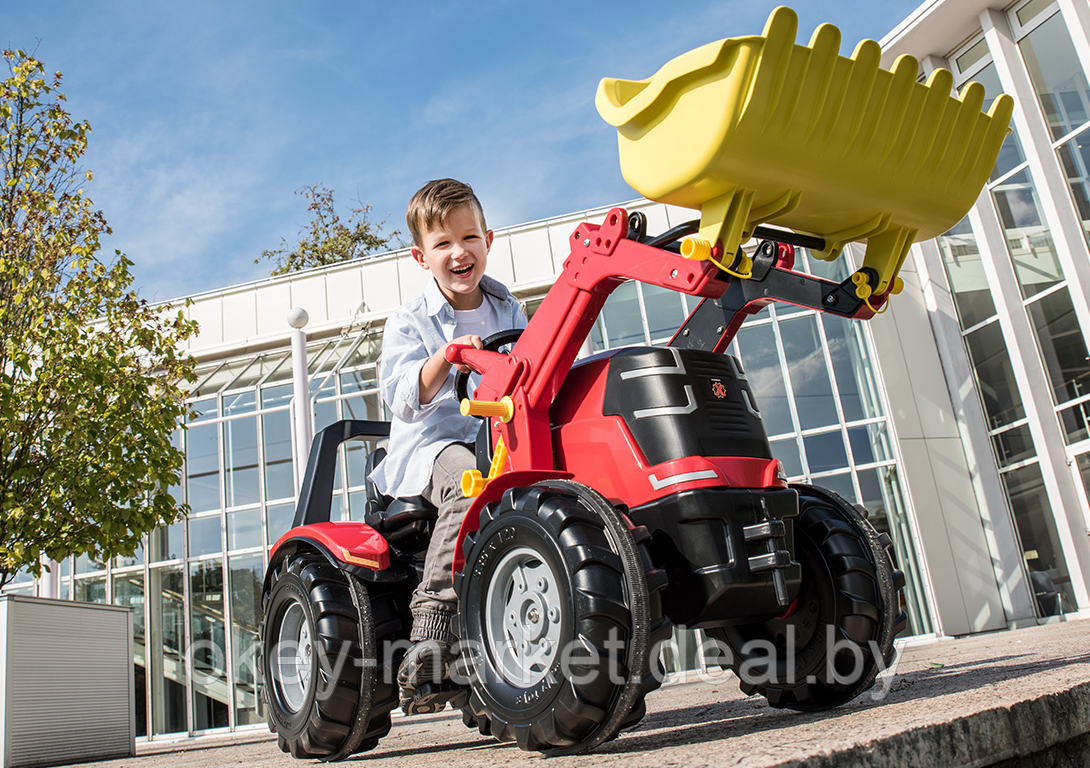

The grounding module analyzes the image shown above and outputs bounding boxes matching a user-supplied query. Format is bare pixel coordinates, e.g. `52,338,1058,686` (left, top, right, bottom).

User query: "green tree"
0,50,198,588
256,183,399,275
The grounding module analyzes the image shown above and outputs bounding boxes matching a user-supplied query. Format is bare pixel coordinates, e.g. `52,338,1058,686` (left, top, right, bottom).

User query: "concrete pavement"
77,617,1090,768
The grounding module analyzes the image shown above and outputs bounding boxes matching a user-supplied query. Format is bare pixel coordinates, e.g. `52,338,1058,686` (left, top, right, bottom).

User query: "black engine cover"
602,347,772,465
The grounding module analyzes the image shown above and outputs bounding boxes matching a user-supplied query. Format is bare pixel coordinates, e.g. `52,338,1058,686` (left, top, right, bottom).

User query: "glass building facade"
925,0,1090,619
6,0,1090,739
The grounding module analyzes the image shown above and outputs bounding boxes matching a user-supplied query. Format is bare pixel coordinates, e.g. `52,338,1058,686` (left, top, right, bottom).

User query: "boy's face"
411,203,493,311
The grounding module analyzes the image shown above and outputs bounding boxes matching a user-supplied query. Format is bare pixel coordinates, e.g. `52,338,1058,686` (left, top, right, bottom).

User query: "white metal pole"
39,553,59,599
288,307,313,494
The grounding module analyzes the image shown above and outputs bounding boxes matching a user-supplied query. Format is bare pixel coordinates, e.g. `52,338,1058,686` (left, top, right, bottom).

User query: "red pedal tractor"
259,210,907,758
259,5,1013,756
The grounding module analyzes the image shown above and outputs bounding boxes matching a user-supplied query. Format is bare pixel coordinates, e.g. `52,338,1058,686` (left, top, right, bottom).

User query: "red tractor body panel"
272,521,392,572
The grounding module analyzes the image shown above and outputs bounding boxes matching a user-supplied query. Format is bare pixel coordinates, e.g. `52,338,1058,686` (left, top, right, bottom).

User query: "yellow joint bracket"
459,395,514,422
852,272,903,315
680,237,752,279
461,438,509,498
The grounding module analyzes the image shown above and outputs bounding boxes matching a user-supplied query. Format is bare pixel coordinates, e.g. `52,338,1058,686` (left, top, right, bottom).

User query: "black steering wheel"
453,328,525,408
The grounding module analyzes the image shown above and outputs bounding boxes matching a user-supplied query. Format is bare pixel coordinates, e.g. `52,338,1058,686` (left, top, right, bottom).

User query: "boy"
370,178,526,711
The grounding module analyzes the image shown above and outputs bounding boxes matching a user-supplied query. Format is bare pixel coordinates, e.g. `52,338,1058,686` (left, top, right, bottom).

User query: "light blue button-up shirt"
370,275,527,499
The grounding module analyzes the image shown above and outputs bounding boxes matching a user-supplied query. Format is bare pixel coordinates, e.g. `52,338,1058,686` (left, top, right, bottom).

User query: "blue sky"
5,1,922,302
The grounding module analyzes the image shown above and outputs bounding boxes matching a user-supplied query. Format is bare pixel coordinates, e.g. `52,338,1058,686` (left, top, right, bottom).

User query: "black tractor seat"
363,447,438,552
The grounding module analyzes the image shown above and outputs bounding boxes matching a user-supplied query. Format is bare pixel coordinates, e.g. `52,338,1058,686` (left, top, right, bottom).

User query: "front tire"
261,551,400,760
456,480,669,754
707,484,907,711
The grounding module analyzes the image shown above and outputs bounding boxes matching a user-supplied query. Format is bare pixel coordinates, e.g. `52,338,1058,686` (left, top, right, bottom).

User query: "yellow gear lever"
460,395,515,423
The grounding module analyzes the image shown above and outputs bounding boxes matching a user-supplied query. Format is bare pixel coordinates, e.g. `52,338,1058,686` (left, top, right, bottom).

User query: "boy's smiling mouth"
451,264,474,276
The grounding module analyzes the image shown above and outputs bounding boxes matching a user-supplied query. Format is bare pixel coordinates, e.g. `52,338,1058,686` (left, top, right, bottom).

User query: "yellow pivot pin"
680,237,752,279
461,438,509,498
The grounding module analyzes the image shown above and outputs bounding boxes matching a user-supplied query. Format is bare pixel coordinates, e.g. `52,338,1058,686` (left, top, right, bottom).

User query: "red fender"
272,521,391,571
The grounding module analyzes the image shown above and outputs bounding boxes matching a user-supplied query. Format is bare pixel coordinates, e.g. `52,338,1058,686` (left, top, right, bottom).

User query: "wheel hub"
274,601,313,713
485,546,564,688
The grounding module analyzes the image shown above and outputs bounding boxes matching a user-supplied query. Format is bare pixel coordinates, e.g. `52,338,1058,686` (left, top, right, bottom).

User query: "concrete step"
115,617,1090,768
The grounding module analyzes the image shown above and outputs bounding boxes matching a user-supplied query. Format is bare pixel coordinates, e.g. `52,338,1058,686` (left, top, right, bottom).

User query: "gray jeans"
408,442,476,645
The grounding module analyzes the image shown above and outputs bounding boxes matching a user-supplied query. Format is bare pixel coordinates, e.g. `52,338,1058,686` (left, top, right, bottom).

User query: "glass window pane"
1076,451,1090,509
1059,400,1090,444
190,559,229,730
229,553,265,726
803,431,848,473
800,248,851,282
936,218,997,328
115,541,145,569
227,508,262,551
641,283,685,341
589,316,606,353
955,38,989,75
76,553,106,574
811,471,855,501
1016,0,1055,26
736,324,794,436
189,515,223,558
58,557,71,601
965,322,1027,429
224,415,259,509
968,64,1026,180
856,465,932,635
191,396,219,422
149,521,184,562
342,392,382,422
186,421,220,514
267,502,297,545
223,390,256,416
148,565,187,735
230,352,289,390
822,315,884,422
1002,463,1077,616
1019,12,1090,141
1026,287,1090,405
848,423,893,465
1056,127,1090,248
991,423,1038,467
168,429,183,511
348,489,370,522
313,398,338,434
770,437,803,478
261,396,294,502
992,169,1065,298
74,575,106,603
113,572,147,737
600,281,646,348
780,316,838,430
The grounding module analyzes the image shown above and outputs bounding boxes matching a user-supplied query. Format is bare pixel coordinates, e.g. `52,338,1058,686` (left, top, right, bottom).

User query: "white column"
288,308,313,495
38,554,60,600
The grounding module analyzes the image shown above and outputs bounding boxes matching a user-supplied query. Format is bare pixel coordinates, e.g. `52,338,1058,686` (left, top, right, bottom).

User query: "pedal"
400,681,470,715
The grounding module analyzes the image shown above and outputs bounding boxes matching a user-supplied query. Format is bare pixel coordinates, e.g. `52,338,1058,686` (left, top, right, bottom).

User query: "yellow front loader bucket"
596,5,1013,299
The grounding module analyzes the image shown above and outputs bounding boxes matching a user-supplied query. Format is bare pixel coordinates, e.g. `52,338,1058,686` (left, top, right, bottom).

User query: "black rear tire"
456,480,669,754
707,484,907,711
261,551,401,760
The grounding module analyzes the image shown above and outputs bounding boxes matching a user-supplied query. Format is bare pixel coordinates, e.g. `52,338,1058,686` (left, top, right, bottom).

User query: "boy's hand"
446,334,483,374
419,334,483,405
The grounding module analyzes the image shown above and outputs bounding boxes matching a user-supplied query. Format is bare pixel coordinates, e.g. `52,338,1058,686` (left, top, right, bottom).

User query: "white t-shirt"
454,297,501,340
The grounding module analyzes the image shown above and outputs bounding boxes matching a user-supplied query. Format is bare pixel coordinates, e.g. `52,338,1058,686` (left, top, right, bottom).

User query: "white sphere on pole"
287,306,310,329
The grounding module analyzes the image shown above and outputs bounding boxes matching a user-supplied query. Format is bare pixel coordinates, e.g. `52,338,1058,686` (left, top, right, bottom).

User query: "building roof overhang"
880,0,1005,68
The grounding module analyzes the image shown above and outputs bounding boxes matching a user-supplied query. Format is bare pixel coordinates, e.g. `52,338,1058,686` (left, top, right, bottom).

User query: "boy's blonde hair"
406,178,487,248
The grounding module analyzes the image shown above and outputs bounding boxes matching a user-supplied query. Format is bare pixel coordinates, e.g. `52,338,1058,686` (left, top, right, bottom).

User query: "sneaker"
397,640,454,691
